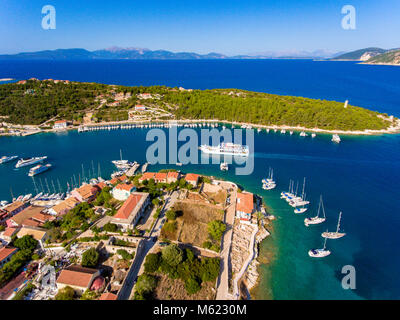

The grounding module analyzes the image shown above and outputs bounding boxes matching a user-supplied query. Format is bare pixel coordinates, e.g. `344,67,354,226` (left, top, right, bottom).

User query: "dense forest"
0,80,392,131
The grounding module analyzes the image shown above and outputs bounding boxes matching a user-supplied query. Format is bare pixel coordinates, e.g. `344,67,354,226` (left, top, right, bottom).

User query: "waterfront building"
111,183,136,201
71,184,100,202
111,192,150,231
138,172,156,183
3,201,29,218
53,120,69,130
185,173,200,187
48,197,80,216
167,171,180,183
56,265,100,296
154,172,167,184
236,192,254,222
6,205,44,228
0,246,18,268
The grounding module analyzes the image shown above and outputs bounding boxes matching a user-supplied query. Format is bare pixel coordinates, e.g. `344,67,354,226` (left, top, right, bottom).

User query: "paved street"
118,191,178,300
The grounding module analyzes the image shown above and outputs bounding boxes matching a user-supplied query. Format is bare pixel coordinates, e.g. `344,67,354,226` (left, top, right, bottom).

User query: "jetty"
126,162,140,177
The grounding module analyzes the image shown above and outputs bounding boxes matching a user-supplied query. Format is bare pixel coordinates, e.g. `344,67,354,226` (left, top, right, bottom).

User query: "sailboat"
321,211,346,239
262,167,276,190
112,149,133,169
289,177,310,207
308,236,331,258
304,195,326,226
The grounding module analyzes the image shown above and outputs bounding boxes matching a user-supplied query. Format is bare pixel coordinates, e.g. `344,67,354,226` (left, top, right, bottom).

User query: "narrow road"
215,188,237,300
117,191,178,300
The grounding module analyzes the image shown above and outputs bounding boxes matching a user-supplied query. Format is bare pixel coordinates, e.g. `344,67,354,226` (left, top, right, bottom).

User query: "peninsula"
0,79,398,136
0,169,271,300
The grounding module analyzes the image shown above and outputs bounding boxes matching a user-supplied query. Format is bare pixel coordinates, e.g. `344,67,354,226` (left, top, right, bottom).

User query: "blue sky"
0,0,398,55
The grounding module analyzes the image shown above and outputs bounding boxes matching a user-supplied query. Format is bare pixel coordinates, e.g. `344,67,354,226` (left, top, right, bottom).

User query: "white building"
111,184,136,201
53,120,68,130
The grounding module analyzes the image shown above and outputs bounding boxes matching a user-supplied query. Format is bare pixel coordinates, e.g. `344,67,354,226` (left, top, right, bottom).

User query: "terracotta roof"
51,197,79,215
109,178,119,185
99,292,118,300
114,193,145,220
154,172,167,181
2,227,18,238
32,212,55,223
0,246,17,262
96,182,107,189
75,184,98,200
17,227,47,241
140,172,155,181
56,265,98,288
22,219,42,227
167,171,179,179
115,184,134,191
4,201,25,213
185,173,200,182
236,192,254,214
54,120,67,124
10,206,44,226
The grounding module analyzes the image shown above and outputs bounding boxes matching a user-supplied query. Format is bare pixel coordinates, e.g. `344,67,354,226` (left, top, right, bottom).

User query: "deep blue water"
1,59,400,300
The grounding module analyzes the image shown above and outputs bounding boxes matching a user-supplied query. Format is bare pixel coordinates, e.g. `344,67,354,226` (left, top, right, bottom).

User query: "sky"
0,0,399,55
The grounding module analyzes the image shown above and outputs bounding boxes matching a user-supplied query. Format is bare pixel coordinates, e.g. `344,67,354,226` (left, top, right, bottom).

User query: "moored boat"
16,156,47,168
322,211,346,239
0,156,18,164
28,164,52,177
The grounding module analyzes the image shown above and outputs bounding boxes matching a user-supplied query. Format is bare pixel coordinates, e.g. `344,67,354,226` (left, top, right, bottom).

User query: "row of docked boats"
78,122,221,133
261,167,276,190
1,155,52,176
279,178,346,258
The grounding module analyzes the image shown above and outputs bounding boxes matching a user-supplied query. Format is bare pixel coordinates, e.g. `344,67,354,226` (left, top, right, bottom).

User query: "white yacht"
199,142,249,157
304,195,326,226
299,131,308,137
332,134,341,143
308,237,331,258
220,162,229,171
0,156,18,164
322,212,346,239
311,133,316,138
15,156,47,168
294,206,308,214
262,167,276,190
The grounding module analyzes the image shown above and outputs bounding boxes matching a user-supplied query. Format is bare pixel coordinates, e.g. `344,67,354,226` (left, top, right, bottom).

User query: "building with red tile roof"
71,184,99,202
154,172,167,183
56,265,100,295
0,246,18,268
112,192,150,231
185,173,200,187
138,172,155,183
0,227,19,242
99,292,118,300
167,171,180,183
236,192,254,221
111,183,136,201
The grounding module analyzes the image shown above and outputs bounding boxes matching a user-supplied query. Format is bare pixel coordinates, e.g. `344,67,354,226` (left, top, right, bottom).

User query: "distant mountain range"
0,47,398,64
0,47,339,60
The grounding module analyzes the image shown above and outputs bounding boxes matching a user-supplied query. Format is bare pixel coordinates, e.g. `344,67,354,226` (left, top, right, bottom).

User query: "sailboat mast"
336,212,342,233
301,177,306,200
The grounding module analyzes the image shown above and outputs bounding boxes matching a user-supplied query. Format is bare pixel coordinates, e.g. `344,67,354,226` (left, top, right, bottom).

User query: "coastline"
2,117,399,137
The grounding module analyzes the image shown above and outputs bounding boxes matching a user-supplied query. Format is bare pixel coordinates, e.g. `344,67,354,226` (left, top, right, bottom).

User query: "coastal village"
0,161,273,300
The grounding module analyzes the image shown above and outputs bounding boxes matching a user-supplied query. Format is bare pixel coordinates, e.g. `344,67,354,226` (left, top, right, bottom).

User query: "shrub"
166,209,177,221
207,220,226,240
55,286,75,300
185,277,201,295
161,244,183,267
117,249,133,261
81,248,99,268
144,253,161,273
103,222,118,233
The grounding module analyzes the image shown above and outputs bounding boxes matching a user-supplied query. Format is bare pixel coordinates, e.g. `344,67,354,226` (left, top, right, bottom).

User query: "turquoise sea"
1,59,400,299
